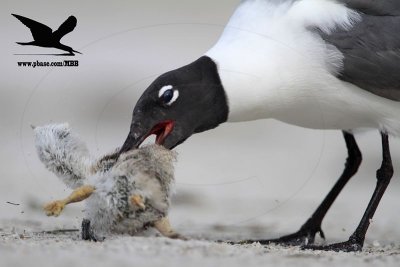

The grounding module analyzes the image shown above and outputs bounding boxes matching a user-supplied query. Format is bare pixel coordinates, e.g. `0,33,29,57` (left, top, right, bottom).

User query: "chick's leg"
44,185,95,216
154,217,186,240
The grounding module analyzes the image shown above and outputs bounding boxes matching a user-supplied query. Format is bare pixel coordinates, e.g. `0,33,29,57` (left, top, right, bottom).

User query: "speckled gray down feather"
33,123,177,236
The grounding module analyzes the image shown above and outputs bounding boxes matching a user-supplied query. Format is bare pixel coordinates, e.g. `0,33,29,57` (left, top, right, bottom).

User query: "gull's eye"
158,85,179,106
162,89,174,103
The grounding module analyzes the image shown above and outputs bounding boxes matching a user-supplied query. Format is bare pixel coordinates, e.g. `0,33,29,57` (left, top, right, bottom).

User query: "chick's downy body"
86,145,176,235
33,123,178,238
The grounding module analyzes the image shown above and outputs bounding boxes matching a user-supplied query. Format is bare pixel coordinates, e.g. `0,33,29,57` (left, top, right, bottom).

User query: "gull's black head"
119,56,229,153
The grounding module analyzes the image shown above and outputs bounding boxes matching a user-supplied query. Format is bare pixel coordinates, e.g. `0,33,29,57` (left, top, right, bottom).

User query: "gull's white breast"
206,0,400,135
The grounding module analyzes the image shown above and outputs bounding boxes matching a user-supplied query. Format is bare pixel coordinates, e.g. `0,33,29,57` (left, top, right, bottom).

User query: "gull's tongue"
155,132,164,145
154,121,174,145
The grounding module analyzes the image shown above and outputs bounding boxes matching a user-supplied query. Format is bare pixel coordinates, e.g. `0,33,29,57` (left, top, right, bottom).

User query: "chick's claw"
130,195,146,210
43,200,66,216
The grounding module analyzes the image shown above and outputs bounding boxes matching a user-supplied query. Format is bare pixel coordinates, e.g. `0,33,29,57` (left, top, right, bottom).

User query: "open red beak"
147,120,175,146
119,120,175,154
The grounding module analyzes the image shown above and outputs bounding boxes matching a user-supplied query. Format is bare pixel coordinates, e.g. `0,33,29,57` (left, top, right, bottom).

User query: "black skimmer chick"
119,0,400,252
32,123,182,241
12,14,81,55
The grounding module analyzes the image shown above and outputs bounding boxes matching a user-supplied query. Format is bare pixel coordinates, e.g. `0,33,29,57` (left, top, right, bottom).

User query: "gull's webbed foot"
236,223,325,246
302,236,362,252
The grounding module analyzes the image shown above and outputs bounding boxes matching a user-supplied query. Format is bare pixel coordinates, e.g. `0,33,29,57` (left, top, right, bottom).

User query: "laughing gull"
12,14,81,55
119,0,400,252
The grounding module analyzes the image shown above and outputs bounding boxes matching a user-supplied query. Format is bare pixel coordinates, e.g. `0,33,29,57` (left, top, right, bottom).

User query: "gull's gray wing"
320,1,400,101
338,0,400,16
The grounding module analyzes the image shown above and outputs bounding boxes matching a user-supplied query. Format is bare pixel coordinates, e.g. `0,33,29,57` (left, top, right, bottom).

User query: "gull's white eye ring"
159,85,179,106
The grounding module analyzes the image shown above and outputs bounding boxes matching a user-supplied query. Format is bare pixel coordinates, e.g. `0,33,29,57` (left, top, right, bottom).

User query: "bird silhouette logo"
12,14,81,56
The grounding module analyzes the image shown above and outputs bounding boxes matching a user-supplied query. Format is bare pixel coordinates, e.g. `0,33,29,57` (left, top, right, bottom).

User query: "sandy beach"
2,191,400,267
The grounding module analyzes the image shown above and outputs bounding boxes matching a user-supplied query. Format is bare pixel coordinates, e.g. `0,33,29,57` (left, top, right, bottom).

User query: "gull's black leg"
304,132,393,252
239,131,361,246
